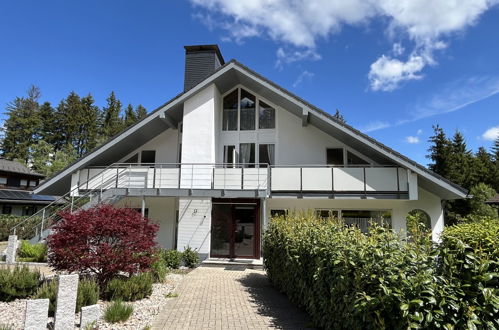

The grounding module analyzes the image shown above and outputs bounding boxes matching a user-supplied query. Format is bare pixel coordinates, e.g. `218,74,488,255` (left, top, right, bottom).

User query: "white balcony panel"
365,168,398,192
301,168,332,191
214,168,242,189
127,168,149,189
271,168,301,191
154,168,180,189
333,168,364,191
398,168,408,191
243,168,268,190
116,168,131,188
180,166,213,189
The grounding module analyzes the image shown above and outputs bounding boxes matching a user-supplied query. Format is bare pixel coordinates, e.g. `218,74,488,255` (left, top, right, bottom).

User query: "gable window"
222,89,238,131
0,177,6,185
29,180,38,187
224,145,236,166
20,179,28,187
258,144,275,166
141,150,156,164
347,151,369,165
239,143,255,167
259,100,275,129
240,89,255,130
326,148,344,165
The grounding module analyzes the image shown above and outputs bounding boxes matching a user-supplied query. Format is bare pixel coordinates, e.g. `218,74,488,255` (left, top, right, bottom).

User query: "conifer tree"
2,86,42,163
101,91,124,139
124,104,137,127
38,102,58,146
135,104,147,120
427,125,452,178
449,131,472,187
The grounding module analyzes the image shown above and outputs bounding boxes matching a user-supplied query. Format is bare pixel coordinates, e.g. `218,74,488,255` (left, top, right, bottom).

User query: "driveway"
152,266,314,329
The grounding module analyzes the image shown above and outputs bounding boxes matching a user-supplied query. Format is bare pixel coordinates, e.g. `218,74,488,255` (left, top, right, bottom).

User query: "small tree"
47,205,159,285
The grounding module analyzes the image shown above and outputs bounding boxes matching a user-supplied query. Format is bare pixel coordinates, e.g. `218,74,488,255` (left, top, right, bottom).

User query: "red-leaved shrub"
47,204,159,285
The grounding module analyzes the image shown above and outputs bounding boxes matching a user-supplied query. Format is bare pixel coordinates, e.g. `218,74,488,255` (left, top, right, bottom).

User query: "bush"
162,249,182,269
104,300,133,323
17,240,47,262
34,280,57,316
47,205,159,285
35,277,100,316
182,247,199,268
0,215,41,241
77,278,100,312
0,266,40,302
263,212,499,329
104,272,153,301
150,258,168,283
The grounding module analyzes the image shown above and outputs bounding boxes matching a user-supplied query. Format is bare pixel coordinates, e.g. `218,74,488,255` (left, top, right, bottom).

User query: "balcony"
71,163,415,199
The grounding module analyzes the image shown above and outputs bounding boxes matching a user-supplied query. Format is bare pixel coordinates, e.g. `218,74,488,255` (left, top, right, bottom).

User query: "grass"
104,300,134,323
165,292,179,298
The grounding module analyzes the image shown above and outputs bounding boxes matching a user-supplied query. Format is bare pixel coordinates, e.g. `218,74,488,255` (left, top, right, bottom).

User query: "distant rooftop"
0,158,44,177
486,194,499,204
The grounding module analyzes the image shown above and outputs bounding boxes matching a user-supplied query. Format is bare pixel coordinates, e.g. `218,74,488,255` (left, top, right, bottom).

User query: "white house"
32,45,466,261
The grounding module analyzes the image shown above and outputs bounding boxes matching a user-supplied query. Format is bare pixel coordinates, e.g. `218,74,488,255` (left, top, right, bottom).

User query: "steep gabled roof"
34,59,467,199
0,158,44,178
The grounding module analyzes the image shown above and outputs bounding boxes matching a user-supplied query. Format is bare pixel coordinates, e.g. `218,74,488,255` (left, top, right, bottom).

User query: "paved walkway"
153,266,314,329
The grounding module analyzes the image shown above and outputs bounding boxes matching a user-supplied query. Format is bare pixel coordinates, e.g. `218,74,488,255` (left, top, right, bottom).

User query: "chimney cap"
184,44,225,65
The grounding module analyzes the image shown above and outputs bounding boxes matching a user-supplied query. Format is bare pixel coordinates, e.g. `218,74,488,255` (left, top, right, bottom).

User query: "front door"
210,199,260,259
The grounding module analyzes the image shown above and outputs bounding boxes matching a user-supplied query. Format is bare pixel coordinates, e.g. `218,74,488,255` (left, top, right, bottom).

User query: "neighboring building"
33,45,467,260
0,159,56,216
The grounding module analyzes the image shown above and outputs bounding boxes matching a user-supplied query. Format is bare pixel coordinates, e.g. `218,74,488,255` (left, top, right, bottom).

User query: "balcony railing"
72,163,412,198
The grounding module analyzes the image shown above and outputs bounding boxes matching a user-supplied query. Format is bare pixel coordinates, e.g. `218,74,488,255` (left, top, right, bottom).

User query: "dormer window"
222,87,275,131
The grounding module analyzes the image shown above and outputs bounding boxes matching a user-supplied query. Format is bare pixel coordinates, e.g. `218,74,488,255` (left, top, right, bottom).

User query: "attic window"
222,89,238,131
259,101,275,129
240,89,255,130
141,150,156,164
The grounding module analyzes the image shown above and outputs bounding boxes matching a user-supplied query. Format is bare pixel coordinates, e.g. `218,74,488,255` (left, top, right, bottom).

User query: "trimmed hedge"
263,213,499,329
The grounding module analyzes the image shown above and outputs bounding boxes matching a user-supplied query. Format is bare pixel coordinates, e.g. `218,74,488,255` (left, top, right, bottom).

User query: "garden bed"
0,271,186,329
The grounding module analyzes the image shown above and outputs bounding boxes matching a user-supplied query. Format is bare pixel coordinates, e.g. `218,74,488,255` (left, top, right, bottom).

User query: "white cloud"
190,0,499,90
293,70,315,87
361,120,391,132
482,126,499,141
416,129,423,135
405,136,420,144
276,47,321,68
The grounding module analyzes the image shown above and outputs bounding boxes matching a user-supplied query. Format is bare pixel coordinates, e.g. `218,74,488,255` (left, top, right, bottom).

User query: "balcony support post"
141,196,146,217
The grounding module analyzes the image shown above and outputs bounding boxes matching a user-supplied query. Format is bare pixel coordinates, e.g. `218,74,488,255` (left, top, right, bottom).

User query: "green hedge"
263,213,499,329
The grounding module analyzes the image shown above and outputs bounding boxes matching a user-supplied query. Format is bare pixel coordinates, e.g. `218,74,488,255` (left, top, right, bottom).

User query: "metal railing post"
70,196,74,213
191,164,194,189
40,209,46,236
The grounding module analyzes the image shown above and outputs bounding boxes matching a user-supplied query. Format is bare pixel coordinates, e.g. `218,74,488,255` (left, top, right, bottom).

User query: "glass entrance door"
211,199,260,259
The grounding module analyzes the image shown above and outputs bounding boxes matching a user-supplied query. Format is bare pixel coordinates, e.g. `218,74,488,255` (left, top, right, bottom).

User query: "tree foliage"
47,204,159,285
1,86,147,176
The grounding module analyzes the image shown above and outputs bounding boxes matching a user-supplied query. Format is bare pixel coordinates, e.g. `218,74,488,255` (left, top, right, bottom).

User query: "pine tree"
427,125,452,178
449,131,472,187
38,102,58,146
2,86,42,163
135,105,147,120
124,104,137,127
492,135,499,162
101,91,124,139
472,147,496,189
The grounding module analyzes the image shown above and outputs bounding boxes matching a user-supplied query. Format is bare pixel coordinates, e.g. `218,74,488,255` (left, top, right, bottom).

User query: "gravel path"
0,272,185,329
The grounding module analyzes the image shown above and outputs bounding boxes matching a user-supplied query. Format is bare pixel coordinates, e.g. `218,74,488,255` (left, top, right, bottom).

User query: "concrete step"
201,258,263,270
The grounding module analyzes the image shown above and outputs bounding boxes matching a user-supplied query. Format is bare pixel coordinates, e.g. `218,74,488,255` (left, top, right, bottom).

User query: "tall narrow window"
239,143,255,167
259,101,275,129
239,89,255,130
224,145,236,167
326,148,344,165
222,89,238,131
258,144,275,166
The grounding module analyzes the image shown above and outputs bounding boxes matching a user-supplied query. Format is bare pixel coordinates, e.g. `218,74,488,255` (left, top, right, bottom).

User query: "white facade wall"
266,187,444,241
177,198,211,259
114,197,177,249
119,128,179,164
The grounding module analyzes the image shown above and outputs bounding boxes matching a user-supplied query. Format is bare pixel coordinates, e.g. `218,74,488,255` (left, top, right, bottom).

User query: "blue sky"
1,0,498,166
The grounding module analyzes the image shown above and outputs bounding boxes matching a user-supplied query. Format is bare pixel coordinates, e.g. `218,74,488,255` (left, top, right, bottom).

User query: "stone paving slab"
153,266,314,330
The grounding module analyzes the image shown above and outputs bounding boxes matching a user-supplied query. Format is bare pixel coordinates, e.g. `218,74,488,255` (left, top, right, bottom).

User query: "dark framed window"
7,177,20,187
347,151,369,165
132,208,150,218
258,100,275,129
22,206,36,216
239,143,255,167
258,144,275,166
240,89,256,130
222,89,238,131
224,145,236,166
326,148,344,165
141,150,156,164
